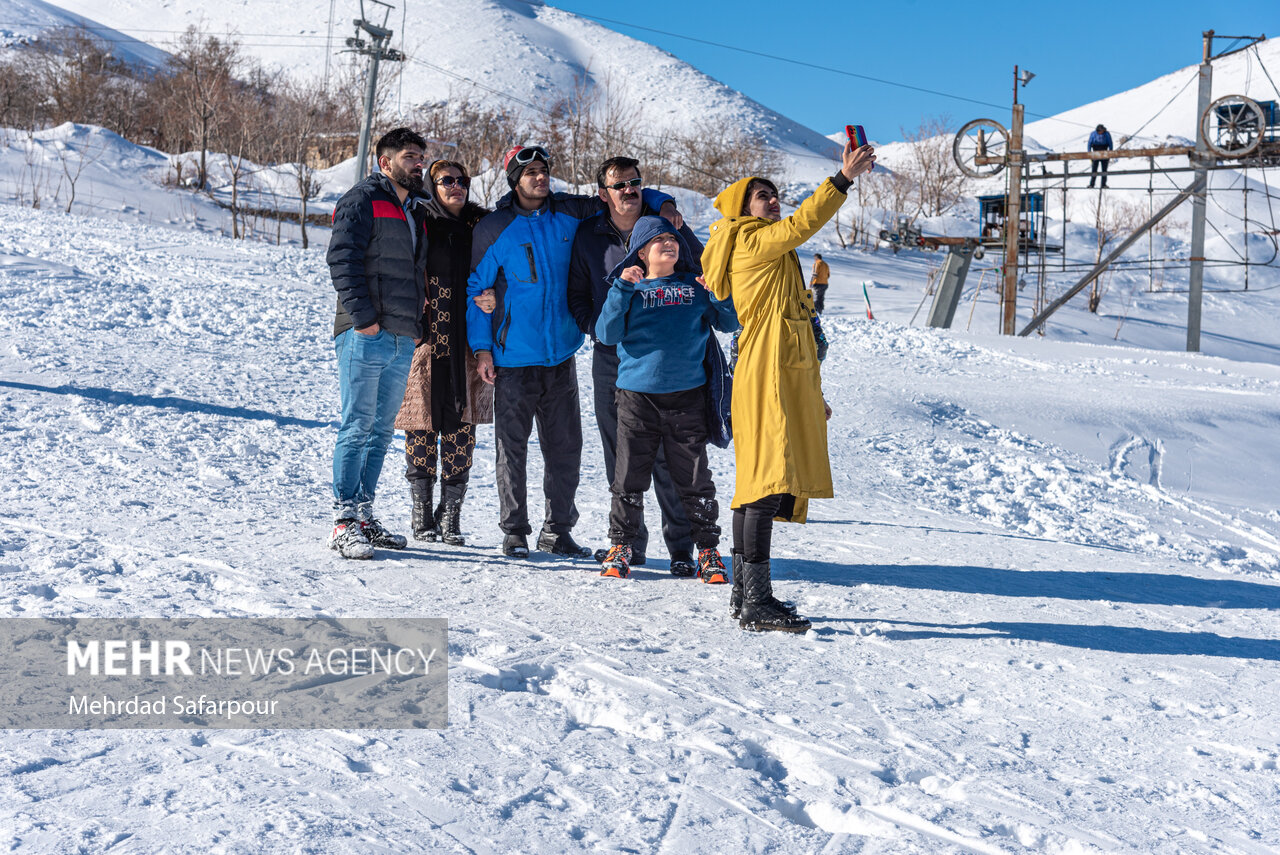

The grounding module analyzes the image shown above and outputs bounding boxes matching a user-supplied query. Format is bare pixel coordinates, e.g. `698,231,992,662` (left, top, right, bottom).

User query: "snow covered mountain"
0,0,842,180
0,0,167,67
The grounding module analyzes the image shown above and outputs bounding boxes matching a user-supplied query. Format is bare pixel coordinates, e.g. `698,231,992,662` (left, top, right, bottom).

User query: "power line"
1115,69,1198,149
402,51,835,170
526,0,1119,135
526,4,1014,115
0,20,335,39
401,54,737,184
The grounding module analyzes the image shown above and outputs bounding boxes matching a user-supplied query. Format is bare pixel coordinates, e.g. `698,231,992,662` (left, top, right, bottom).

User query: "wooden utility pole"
1002,67,1026,335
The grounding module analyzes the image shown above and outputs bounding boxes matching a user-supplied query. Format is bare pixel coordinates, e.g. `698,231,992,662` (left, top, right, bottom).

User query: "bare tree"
668,127,780,197
900,116,968,218
164,27,241,191
536,70,596,189
32,27,143,136
15,129,59,209
275,78,339,249
56,130,104,213
411,91,525,206
1086,194,1145,312
222,83,272,239
0,53,43,131
863,168,916,226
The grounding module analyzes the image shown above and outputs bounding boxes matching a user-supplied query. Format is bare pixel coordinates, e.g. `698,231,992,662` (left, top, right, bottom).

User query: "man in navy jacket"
326,128,429,559
1088,124,1113,189
467,146,681,559
568,156,704,575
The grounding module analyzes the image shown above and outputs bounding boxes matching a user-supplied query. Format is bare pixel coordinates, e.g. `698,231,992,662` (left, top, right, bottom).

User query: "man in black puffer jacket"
326,128,429,559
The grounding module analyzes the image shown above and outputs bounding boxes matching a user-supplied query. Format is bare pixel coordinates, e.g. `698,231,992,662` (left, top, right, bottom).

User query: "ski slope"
2,161,1280,850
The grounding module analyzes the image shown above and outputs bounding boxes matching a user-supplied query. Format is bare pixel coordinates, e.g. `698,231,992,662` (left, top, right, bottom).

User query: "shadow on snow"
776,559,1280,610
836,617,1280,661
0,380,333,429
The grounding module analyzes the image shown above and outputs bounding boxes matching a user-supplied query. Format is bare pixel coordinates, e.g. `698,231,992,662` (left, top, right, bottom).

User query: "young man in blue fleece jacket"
594,216,740,582
467,146,682,560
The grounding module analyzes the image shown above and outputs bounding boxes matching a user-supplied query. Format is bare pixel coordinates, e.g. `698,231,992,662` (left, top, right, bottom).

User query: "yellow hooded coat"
702,177,846,522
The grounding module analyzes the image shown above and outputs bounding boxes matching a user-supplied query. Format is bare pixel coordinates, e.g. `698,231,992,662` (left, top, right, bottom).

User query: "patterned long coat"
395,201,494,430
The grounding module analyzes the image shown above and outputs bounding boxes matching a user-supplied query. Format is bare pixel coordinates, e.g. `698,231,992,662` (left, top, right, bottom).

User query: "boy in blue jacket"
594,216,740,581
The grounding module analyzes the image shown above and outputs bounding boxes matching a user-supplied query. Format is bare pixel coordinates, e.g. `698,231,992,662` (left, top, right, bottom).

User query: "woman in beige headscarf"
701,140,875,632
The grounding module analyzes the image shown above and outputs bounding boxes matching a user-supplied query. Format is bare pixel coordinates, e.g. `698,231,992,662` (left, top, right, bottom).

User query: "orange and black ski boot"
697,547,729,584
599,544,632,579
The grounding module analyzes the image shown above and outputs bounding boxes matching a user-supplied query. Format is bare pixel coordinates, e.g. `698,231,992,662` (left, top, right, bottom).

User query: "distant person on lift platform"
1088,124,1112,189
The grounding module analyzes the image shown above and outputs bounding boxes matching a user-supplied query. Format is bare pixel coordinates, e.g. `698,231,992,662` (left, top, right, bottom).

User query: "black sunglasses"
605,177,642,191
435,175,470,189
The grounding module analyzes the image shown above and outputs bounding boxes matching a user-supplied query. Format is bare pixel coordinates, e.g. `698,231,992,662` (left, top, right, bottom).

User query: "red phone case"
846,125,868,148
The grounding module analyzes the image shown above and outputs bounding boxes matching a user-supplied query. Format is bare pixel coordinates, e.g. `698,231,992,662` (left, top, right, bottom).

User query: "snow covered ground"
3,146,1280,853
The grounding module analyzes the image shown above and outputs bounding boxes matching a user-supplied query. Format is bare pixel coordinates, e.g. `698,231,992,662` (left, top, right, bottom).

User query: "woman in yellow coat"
702,140,875,632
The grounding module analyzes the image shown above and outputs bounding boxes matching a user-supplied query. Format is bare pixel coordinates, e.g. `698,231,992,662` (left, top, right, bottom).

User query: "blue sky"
544,1,1279,144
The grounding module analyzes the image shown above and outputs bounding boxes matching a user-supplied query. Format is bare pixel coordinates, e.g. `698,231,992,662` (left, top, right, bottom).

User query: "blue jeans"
332,328,415,521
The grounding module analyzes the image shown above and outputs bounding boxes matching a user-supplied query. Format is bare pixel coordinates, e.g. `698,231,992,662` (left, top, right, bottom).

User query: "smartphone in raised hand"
845,124,868,148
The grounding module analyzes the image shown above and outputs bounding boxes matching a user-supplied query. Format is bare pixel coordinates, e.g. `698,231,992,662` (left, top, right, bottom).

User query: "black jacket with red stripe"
327,172,429,339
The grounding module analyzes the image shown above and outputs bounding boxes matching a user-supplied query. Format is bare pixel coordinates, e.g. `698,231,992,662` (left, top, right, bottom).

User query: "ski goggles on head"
605,177,642,191
511,145,551,166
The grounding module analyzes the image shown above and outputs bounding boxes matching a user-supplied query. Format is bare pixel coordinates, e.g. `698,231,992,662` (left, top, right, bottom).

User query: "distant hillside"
2,0,841,181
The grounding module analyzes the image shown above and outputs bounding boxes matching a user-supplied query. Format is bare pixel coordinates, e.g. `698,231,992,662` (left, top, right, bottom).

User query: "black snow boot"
738,560,811,634
502,533,530,558
730,552,798,620
437,482,467,546
411,483,438,542
537,530,592,558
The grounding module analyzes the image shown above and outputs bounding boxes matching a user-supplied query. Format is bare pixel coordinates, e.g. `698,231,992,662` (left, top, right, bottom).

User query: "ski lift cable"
1118,70,1199,150
1252,45,1280,103
1261,167,1280,234
402,55,738,185
1245,42,1253,95
0,19,337,40
1203,215,1247,262
324,0,336,94
514,1,1124,136
401,53,815,182
401,53,838,164
1045,253,1275,269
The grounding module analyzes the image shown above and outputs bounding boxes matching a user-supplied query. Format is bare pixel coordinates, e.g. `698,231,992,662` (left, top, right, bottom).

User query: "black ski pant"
1089,157,1109,187
732,493,786,564
592,346,694,558
812,284,828,314
609,387,720,550
493,357,583,537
